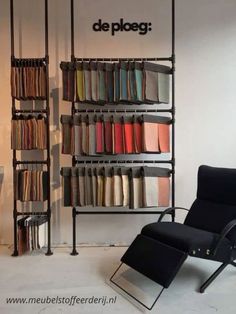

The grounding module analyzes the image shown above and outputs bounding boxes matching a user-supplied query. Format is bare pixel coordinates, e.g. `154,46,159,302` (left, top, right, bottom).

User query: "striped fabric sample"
11,59,46,100
11,115,47,150
14,170,48,202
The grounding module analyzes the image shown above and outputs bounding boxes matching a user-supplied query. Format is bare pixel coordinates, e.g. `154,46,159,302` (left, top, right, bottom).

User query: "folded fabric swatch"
142,115,171,153
106,63,114,102
61,115,73,155
90,61,98,101
113,116,124,154
143,62,171,103
83,62,92,101
120,61,128,101
112,167,123,207
75,62,85,101
142,166,170,207
97,62,106,102
95,115,105,154
123,116,134,154
130,167,143,209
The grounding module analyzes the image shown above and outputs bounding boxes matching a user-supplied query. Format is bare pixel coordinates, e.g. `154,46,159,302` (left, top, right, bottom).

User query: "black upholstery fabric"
121,234,187,288
197,165,236,206
141,222,232,262
185,199,236,242
184,165,236,242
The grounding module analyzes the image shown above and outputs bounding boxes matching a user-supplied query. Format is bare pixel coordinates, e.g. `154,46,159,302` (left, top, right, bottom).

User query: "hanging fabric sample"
113,63,120,102
60,60,171,104
106,63,114,102
14,169,48,202
142,167,170,207
142,115,171,153
61,166,171,209
83,62,92,101
134,62,144,102
112,167,123,207
127,62,136,101
60,61,75,101
11,115,47,150
61,114,171,156
95,115,105,154
97,62,106,102
61,115,73,155
17,216,47,255
143,62,171,103
120,61,128,101
90,61,98,101
11,59,47,100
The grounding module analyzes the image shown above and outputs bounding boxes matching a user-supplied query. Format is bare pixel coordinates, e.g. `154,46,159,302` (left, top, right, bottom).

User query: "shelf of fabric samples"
10,0,52,256
59,0,176,256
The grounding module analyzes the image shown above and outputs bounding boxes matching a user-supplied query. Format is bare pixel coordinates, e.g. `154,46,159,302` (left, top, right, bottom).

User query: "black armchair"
110,165,236,310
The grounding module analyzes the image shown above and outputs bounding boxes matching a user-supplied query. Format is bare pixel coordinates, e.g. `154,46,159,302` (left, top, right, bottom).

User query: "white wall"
0,0,236,246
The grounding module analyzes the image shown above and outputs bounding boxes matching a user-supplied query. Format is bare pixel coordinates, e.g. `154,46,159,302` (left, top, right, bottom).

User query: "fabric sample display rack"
59,0,176,256
10,0,52,256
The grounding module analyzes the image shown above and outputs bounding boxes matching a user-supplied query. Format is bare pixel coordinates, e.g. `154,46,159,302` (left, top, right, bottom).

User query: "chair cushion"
141,222,232,262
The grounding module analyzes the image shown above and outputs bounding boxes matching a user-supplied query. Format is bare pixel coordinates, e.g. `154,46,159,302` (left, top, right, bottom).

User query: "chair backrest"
184,165,236,242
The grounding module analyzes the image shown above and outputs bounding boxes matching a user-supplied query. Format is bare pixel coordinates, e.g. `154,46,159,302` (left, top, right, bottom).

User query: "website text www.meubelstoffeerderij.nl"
6,295,117,306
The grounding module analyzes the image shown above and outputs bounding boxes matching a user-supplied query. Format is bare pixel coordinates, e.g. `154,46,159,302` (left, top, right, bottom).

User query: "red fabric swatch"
96,121,104,153
133,122,142,153
105,121,112,154
114,123,124,154
124,123,134,154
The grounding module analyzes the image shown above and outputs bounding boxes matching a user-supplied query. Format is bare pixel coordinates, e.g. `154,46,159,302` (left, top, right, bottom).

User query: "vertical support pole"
10,0,18,257
45,0,53,256
171,0,176,222
70,0,78,256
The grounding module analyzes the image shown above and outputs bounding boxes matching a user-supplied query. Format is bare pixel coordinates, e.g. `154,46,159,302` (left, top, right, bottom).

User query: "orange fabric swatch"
124,123,134,154
142,122,159,152
158,124,170,153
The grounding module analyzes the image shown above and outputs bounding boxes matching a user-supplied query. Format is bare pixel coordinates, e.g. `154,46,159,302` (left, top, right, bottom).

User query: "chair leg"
199,263,228,293
110,263,165,311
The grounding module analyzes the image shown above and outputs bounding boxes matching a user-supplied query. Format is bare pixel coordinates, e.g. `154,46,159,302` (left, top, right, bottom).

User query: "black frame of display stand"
10,0,52,256
67,0,176,256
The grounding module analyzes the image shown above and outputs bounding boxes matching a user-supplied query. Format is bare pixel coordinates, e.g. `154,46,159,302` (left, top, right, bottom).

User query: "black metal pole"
70,0,78,256
10,0,18,257
171,0,176,222
71,0,75,60
45,0,53,256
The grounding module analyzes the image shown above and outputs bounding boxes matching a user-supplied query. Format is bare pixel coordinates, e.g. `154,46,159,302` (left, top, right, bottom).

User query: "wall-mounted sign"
93,18,152,36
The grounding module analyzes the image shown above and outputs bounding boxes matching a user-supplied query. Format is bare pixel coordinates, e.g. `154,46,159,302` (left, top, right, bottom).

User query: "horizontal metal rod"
75,100,172,105
17,211,48,216
75,57,172,62
74,160,173,164
15,160,48,165
76,211,171,215
12,57,46,61
14,109,47,114
75,109,173,113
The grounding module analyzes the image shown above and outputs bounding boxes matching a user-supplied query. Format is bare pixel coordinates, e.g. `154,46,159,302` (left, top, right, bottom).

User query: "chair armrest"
212,219,236,256
158,207,189,222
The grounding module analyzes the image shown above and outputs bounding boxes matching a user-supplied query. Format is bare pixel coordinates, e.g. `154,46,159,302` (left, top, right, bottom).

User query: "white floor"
0,246,235,314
